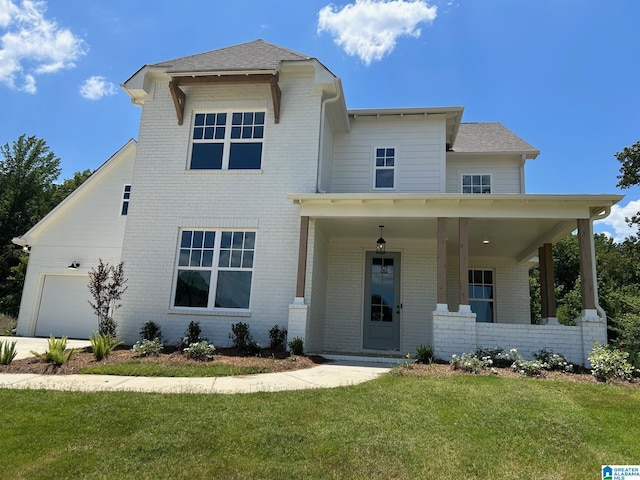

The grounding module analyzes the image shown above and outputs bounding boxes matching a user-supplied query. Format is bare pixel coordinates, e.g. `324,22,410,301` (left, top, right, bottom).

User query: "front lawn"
1,373,638,479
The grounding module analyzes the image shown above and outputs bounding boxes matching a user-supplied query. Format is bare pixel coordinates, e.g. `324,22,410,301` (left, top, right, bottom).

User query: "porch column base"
433,310,477,361
458,304,472,314
576,311,606,367
541,317,559,325
435,303,449,313
287,300,308,350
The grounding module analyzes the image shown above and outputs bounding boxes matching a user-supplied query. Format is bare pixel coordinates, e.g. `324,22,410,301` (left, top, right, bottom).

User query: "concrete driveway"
0,336,91,360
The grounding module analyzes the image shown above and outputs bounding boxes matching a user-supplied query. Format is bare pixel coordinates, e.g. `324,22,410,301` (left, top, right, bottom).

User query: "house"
12,40,622,365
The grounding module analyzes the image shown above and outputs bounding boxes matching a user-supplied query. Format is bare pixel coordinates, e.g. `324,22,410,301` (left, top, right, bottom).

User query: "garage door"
35,275,96,339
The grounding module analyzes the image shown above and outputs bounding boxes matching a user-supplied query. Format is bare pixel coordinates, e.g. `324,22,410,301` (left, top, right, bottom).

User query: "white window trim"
372,146,397,191
170,228,256,313
461,173,492,194
120,184,131,216
468,268,495,323
189,110,266,171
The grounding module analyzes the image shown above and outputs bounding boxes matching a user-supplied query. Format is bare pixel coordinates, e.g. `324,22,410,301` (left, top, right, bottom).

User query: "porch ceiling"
295,193,623,263
314,217,575,262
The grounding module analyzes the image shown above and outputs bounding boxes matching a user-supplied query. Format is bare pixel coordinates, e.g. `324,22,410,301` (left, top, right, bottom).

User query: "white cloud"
594,199,640,242
0,0,86,93
79,75,117,100
317,0,437,65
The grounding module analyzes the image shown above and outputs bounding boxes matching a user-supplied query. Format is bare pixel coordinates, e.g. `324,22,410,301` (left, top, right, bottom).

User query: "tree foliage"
615,140,640,231
0,135,91,317
88,259,128,337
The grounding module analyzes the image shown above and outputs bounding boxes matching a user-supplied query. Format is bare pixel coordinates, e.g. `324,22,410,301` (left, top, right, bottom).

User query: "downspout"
590,206,611,321
316,79,345,193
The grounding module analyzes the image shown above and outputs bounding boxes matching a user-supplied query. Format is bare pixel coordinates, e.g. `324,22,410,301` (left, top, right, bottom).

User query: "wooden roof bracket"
169,80,186,126
169,72,281,126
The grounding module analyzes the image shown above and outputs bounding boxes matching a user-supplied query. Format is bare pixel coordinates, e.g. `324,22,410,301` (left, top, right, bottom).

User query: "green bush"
511,358,544,377
475,347,514,368
30,335,74,366
132,338,163,357
183,341,216,361
0,339,17,365
589,341,637,382
269,325,287,350
90,332,123,361
532,348,574,373
180,321,207,350
230,322,261,355
450,352,492,374
139,321,163,342
288,337,304,356
415,344,434,364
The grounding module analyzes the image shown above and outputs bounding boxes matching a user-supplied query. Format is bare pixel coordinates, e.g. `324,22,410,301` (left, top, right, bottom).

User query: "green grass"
1,374,638,479
78,359,270,377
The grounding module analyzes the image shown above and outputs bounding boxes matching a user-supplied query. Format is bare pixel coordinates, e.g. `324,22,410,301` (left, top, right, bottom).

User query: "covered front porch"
286,193,622,366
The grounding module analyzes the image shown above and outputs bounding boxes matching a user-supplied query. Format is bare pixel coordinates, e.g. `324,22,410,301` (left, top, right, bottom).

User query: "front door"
363,252,401,350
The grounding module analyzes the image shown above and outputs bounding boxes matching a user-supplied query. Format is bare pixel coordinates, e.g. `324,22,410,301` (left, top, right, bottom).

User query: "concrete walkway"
0,336,392,394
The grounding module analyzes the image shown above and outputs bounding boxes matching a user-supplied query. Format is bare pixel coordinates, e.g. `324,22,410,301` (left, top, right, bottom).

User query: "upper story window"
190,112,265,170
374,147,395,189
121,185,131,215
469,269,494,323
462,174,491,194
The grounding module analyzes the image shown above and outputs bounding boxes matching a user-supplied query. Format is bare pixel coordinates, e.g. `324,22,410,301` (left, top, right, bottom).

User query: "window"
468,269,494,323
374,147,395,189
462,174,491,194
190,111,265,170
173,229,255,310
121,185,131,215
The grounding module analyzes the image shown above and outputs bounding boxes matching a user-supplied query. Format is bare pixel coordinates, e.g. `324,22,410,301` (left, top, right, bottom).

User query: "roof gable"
452,122,539,158
152,39,310,74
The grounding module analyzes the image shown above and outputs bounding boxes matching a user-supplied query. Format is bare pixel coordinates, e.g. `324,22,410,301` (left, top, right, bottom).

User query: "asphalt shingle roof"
453,122,539,155
151,39,310,74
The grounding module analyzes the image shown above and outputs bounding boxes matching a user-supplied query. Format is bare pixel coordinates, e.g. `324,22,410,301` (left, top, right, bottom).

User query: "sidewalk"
0,336,392,394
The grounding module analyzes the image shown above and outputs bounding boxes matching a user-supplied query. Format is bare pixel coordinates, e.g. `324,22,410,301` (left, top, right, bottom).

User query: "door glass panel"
370,258,394,322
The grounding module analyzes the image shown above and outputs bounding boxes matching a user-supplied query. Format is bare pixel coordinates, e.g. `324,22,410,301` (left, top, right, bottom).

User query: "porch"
286,193,621,366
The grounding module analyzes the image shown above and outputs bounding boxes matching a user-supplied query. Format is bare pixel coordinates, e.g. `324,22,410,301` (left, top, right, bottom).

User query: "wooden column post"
295,216,310,299
577,219,596,310
538,243,557,319
459,218,469,307
437,218,447,305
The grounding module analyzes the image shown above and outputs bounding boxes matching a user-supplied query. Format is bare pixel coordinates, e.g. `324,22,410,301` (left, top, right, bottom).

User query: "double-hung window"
468,269,494,323
374,147,395,189
190,112,265,170
173,229,256,310
462,174,491,194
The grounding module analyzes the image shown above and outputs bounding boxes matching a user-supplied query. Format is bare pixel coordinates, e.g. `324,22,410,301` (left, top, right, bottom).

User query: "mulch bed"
0,346,326,375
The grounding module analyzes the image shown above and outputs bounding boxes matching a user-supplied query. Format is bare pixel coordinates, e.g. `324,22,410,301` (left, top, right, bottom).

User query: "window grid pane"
462,174,491,194
468,269,494,322
374,147,395,189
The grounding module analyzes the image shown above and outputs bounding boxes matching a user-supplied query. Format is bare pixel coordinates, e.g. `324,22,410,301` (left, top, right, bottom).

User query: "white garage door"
35,275,96,339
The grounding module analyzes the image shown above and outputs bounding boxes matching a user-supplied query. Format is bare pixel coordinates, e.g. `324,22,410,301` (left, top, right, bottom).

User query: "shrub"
87,259,127,337
511,358,545,377
269,325,287,350
183,341,216,361
450,352,492,374
288,337,304,356
589,341,637,382
132,338,163,357
139,321,163,342
181,321,207,350
0,339,17,365
415,344,434,364
475,347,514,368
30,335,74,366
230,322,261,355
532,348,574,373
90,332,123,361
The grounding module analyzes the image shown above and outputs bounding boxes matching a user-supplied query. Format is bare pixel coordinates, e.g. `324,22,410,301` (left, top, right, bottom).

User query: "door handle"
396,303,402,314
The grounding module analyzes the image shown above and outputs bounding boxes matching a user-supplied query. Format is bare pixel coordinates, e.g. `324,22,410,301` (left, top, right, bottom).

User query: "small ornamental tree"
88,259,128,337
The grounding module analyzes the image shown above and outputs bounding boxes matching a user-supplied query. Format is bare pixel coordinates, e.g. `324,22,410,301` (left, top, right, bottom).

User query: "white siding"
118,73,322,345
445,155,523,193
304,219,328,352
318,114,334,192
16,144,135,337
331,116,445,193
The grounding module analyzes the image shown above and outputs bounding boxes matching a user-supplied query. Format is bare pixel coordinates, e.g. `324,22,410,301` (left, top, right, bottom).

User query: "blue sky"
1,0,639,240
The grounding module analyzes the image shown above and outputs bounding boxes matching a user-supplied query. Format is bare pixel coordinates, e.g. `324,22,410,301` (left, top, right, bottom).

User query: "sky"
0,0,639,240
